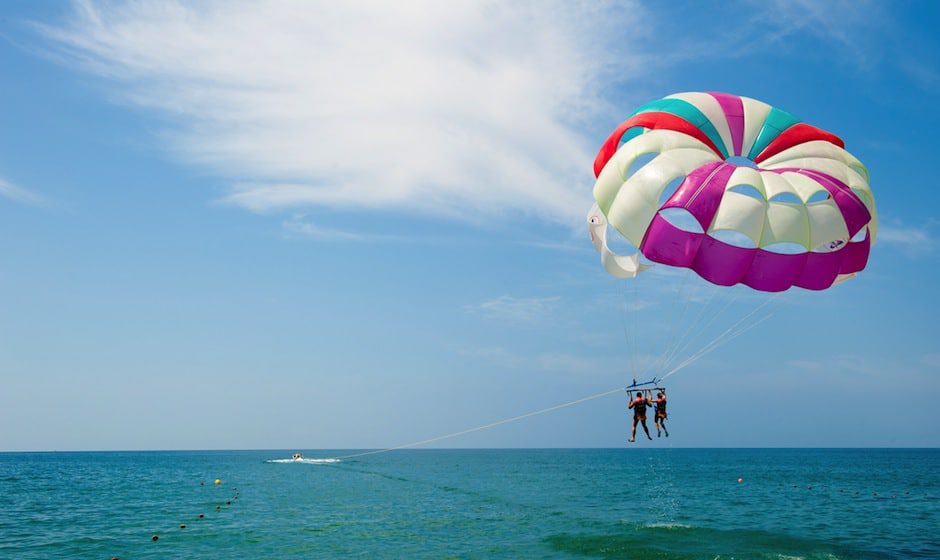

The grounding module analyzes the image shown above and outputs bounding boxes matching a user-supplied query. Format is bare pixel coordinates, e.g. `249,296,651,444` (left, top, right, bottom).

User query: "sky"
1,0,938,451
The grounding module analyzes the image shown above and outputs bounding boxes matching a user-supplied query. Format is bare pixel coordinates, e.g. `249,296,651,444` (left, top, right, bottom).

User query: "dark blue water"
0,449,937,559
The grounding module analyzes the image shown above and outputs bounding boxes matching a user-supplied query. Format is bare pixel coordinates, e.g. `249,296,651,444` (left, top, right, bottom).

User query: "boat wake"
266,458,341,464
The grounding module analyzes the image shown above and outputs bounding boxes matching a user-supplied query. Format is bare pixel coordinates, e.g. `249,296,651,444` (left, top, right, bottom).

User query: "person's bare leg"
629,418,637,443
641,419,652,440
661,418,669,437
655,420,661,438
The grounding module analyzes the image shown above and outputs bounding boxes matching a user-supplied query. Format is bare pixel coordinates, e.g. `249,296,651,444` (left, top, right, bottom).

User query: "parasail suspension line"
660,289,742,375
649,283,722,378
616,280,635,379
661,294,780,380
661,312,776,380
636,269,694,382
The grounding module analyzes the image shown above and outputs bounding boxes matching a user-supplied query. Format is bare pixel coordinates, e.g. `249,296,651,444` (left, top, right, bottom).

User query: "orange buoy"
214,479,221,486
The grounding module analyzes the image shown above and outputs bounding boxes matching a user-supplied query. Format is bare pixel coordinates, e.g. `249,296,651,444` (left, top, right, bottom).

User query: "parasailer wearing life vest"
653,390,668,438
628,391,653,443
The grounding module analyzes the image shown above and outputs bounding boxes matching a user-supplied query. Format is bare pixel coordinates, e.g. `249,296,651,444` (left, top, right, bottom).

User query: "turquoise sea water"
0,449,937,559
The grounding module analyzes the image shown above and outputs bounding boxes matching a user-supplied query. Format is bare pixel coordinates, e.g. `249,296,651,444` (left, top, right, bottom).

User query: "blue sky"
1,0,938,451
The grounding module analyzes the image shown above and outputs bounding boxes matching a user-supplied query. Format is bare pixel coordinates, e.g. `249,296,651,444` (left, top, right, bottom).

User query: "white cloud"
0,177,47,207
36,0,652,225
459,346,572,372
465,295,559,324
34,0,923,236
785,359,824,373
922,354,940,369
757,0,884,64
759,0,940,93
899,56,940,93
459,345,652,378
785,354,897,378
283,217,407,243
877,221,936,255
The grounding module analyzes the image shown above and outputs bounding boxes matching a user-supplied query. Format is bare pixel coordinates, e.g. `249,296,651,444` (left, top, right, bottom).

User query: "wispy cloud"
785,359,824,372
520,239,592,254
458,345,646,378
31,0,928,237
877,220,936,256
756,0,884,66
899,56,940,93
779,353,938,394
464,295,560,324
0,177,48,207
459,346,585,373
922,354,940,369
758,0,940,92
35,0,655,226
786,354,897,378
283,217,409,243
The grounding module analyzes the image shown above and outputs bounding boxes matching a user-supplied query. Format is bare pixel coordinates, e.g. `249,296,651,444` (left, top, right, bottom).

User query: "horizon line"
2,446,938,454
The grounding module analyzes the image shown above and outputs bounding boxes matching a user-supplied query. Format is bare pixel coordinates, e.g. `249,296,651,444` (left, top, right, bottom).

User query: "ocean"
0,449,936,559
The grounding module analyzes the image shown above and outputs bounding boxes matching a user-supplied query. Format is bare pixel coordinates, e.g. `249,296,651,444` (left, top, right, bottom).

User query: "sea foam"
266,458,341,464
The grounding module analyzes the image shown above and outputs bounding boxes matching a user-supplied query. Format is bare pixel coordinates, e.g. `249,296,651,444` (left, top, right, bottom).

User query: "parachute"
588,92,878,393
588,92,876,292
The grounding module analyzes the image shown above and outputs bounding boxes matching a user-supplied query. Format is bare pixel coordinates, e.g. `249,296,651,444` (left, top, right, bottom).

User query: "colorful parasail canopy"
588,92,877,292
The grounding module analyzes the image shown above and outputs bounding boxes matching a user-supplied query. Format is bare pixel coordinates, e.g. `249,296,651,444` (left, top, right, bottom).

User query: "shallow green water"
1,449,936,559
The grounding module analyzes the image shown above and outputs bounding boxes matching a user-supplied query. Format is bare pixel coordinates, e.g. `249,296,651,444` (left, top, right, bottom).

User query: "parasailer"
653,390,668,438
627,391,653,443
